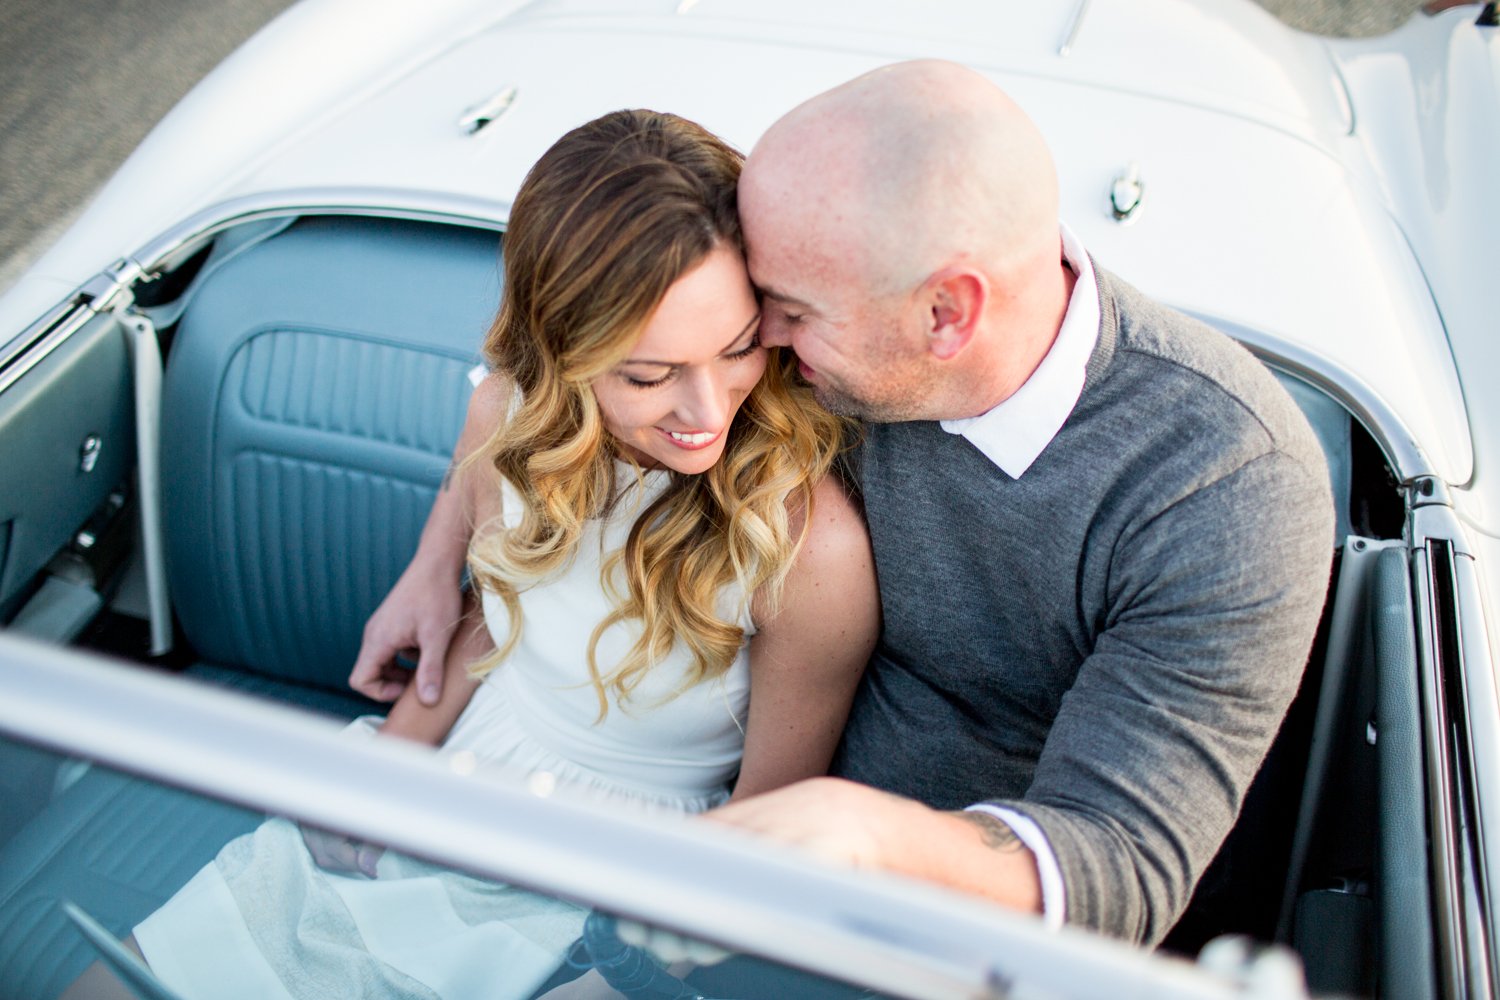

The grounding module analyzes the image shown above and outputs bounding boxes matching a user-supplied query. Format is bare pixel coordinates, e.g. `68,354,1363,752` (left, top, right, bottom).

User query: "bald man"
707,60,1333,946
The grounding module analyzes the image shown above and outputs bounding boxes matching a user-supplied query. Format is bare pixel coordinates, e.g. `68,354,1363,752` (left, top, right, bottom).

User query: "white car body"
5,0,1497,596
0,2,1497,997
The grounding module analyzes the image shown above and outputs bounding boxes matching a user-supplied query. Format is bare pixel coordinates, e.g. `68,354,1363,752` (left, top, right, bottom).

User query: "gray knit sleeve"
983,447,1334,945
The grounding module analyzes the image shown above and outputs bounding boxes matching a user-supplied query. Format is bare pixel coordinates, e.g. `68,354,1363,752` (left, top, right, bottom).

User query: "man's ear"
924,268,986,361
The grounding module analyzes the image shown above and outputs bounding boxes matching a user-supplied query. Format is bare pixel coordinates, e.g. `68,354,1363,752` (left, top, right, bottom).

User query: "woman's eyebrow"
620,313,760,366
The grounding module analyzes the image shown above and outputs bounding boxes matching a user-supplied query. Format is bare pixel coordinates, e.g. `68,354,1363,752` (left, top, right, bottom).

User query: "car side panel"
0,312,133,622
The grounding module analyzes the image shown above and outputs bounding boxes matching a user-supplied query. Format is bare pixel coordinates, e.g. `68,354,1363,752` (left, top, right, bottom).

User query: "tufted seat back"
160,216,500,690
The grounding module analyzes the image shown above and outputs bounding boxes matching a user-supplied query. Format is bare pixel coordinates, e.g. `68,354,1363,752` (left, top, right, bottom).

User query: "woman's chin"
658,441,728,476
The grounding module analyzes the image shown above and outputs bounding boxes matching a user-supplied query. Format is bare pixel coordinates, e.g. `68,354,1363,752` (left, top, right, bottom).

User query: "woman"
89,110,878,999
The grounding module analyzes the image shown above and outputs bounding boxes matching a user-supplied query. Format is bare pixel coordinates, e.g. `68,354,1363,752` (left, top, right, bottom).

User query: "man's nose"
757,317,792,349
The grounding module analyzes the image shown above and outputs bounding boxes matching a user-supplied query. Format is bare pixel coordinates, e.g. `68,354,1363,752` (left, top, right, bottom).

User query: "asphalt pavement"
0,0,1425,296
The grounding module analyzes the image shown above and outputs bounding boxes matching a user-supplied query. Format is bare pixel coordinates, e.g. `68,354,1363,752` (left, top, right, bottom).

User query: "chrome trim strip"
1411,530,1500,997
1188,310,1440,485
0,635,1248,1000
0,260,140,398
0,304,104,397
458,85,518,135
1058,0,1091,56
128,188,509,277
0,297,77,376
1452,551,1500,986
1413,543,1467,1000
2,191,507,400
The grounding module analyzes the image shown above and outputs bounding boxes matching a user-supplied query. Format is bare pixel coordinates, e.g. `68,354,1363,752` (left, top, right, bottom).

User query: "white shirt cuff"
964,803,1066,931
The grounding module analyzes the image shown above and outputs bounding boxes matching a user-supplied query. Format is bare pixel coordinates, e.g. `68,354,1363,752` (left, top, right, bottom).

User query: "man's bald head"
743,59,1060,294
740,61,1073,422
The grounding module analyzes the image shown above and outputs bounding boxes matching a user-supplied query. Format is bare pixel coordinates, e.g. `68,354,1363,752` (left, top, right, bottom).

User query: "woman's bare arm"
732,476,879,800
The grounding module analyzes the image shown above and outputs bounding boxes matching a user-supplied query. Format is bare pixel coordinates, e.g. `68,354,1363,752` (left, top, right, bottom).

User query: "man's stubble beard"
808,365,937,424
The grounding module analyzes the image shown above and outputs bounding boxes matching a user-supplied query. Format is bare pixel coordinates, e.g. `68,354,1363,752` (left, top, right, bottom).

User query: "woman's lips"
657,427,721,450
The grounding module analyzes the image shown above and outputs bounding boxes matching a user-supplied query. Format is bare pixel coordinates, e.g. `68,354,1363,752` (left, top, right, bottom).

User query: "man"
352,60,1333,946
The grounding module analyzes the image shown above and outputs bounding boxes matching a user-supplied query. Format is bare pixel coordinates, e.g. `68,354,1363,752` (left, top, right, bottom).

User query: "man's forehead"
754,282,815,310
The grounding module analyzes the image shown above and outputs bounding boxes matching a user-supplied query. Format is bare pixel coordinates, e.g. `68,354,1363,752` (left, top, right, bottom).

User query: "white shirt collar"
938,222,1099,479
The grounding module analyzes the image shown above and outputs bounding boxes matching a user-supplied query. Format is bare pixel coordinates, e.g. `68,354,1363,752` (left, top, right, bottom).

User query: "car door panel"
0,309,134,623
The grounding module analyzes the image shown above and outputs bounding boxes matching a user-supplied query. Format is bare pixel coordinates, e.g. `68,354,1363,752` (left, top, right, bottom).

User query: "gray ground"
0,0,1426,295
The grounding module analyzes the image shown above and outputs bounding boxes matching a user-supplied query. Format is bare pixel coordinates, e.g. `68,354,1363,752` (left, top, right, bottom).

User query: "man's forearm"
903,807,1043,914
709,778,1043,916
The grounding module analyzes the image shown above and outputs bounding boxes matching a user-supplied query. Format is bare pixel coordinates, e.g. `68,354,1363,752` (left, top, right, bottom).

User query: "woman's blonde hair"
467,109,852,718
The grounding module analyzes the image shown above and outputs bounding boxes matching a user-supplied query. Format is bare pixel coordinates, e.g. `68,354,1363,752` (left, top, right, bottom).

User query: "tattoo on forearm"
953,811,1024,853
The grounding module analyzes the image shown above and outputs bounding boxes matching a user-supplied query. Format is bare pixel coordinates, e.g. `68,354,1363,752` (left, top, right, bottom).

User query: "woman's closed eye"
724,333,762,361
621,366,675,389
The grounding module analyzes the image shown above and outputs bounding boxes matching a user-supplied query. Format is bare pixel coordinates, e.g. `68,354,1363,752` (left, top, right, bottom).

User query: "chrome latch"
79,434,102,473
1109,162,1144,223
458,85,518,135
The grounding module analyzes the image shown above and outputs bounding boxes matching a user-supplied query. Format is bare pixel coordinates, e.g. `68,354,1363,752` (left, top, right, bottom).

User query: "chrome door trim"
0,301,107,397
1192,310,1440,487
126,187,509,277
1411,506,1499,998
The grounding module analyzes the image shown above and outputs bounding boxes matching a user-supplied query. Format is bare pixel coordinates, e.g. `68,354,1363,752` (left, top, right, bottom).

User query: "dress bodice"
445,463,754,810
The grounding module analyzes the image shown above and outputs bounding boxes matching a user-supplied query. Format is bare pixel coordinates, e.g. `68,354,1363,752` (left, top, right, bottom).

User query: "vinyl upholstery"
0,216,500,999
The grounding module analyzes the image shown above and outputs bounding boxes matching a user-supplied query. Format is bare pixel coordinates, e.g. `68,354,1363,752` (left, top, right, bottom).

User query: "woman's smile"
593,243,766,475
660,427,721,449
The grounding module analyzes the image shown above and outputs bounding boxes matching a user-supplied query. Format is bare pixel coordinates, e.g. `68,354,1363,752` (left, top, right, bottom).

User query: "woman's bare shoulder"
790,474,872,577
470,370,516,419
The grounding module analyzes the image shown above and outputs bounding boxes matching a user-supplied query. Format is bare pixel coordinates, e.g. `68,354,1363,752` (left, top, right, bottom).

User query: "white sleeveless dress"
134,465,754,1000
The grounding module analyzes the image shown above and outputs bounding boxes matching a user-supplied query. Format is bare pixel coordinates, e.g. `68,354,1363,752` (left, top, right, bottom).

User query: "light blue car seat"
0,215,500,999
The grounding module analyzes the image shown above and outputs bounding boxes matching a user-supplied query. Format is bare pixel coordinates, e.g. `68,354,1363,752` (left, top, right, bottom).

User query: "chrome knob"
1110,162,1144,223
79,434,102,473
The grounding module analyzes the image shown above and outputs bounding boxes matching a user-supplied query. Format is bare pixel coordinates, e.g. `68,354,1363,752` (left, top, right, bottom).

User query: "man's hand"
706,777,920,868
706,777,1043,914
300,824,385,878
348,566,463,705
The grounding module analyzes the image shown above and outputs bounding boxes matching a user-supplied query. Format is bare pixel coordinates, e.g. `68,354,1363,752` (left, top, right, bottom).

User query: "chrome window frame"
0,635,1254,1000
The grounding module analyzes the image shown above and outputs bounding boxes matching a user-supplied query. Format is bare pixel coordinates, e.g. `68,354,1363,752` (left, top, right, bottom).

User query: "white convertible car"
0,1,1496,998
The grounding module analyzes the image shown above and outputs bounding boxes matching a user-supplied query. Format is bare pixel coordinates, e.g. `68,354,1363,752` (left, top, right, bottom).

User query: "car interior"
0,214,1424,999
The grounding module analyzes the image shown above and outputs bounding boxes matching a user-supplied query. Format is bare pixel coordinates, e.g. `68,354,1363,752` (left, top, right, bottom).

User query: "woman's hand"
299,824,385,878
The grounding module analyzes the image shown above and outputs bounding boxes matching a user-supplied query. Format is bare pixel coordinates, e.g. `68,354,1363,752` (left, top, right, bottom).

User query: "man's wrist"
964,804,1065,929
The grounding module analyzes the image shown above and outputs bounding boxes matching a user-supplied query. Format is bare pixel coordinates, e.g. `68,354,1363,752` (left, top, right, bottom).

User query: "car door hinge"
1406,475,1452,510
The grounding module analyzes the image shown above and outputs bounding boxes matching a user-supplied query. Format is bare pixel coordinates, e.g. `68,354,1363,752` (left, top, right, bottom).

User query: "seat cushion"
0,663,377,999
0,767,261,1000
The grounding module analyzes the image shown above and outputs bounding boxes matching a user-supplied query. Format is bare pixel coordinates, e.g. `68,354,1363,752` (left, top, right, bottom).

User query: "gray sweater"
831,266,1334,945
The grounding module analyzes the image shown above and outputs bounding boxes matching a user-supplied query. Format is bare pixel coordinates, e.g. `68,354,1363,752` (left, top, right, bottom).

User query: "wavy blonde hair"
466,109,853,718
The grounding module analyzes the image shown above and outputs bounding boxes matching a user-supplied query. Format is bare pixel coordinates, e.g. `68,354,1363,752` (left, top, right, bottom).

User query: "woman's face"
593,244,766,475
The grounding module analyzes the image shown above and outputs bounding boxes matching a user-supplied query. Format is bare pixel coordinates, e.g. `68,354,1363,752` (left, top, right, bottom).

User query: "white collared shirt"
938,223,1099,479
944,223,1099,931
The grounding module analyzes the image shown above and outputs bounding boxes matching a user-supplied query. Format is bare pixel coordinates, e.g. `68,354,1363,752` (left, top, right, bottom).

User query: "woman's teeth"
667,430,713,445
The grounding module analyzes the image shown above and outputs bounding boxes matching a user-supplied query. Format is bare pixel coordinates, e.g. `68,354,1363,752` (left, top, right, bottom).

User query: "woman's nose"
677,368,730,430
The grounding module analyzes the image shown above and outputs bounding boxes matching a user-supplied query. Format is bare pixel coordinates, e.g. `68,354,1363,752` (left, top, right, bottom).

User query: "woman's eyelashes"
619,334,763,390
724,332,762,360
624,368,674,389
